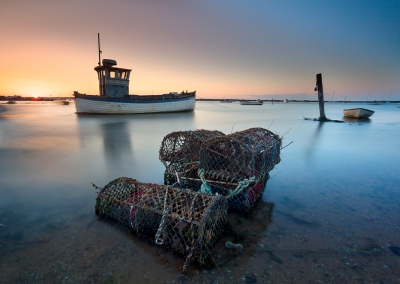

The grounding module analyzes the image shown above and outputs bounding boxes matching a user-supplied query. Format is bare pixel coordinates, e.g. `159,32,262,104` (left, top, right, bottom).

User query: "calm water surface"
0,101,399,283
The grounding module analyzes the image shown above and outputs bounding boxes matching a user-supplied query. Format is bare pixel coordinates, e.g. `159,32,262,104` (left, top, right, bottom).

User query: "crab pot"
95,178,161,233
95,177,228,271
200,128,281,179
182,128,281,212
159,129,225,185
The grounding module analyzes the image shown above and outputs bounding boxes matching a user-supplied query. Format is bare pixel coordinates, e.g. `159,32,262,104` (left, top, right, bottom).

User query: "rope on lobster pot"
227,176,258,198
181,191,200,275
198,168,213,195
155,185,170,245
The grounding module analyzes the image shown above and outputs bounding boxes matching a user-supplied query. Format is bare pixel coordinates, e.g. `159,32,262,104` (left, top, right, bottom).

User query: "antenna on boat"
98,33,102,66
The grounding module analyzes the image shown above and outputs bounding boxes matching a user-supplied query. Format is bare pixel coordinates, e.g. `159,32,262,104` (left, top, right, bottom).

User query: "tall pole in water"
315,73,326,120
305,74,342,122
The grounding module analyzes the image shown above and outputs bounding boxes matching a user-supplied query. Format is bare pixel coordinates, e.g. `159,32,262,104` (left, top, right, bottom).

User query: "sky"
1,0,399,100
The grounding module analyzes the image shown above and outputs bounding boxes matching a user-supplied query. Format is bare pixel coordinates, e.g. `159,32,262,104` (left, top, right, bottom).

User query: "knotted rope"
198,168,213,195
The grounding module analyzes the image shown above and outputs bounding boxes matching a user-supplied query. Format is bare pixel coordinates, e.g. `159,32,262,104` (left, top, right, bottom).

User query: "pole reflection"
304,121,324,164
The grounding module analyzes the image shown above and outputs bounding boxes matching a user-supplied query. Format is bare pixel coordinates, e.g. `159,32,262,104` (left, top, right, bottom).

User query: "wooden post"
316,73,326,120
305,74,343,122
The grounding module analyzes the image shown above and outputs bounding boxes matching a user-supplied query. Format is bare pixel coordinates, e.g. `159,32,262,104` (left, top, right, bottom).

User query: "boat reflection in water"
342,116,372,123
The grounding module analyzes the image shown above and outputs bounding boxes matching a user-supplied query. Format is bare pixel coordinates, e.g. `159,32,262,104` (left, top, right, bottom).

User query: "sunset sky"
1,0,399,100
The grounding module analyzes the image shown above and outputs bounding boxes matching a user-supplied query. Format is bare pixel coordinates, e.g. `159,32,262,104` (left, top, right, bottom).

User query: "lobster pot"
159,129,225,185
183,128,281,211
95,177,227,271
95,178,162,233
200,128,281,179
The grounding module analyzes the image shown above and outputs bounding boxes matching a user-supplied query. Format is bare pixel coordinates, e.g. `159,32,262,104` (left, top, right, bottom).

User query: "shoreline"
1,97,399,104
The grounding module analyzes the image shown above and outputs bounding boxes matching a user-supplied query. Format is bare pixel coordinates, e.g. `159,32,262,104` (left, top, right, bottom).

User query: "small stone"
243,273,257,283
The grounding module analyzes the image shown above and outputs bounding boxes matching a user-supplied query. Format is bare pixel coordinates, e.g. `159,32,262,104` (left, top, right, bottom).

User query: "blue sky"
1,0,399,100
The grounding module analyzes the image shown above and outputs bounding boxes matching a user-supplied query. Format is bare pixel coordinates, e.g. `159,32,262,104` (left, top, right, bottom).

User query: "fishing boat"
240,99,263,105
74,34,196,114
343,108,374,119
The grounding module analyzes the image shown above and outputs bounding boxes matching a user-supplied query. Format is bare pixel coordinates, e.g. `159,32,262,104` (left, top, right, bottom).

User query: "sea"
0,100,399,283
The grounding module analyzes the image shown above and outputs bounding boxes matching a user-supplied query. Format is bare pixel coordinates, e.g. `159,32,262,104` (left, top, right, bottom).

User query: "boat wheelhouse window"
109,70,116,78
118,71,126,79
98,70,106,79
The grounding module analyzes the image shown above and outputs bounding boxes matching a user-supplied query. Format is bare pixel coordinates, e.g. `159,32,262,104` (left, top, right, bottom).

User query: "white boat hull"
343,108,374,119
74,95,195,114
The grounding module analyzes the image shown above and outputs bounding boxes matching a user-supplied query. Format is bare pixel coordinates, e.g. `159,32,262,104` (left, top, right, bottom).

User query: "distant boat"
220,99,233,103
73,34,196,114
6,100,16,104
240,99,263,105
55,99,71,105
343,108,374,119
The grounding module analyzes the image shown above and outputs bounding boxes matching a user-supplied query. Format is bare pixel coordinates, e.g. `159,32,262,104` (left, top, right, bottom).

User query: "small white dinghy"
343,108,374,119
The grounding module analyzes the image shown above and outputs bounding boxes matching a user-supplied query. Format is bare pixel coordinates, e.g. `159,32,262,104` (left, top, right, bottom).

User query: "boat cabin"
94,59,132,98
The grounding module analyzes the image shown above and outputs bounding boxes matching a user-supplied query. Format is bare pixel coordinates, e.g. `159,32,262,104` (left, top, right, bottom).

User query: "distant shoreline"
0,96,71,102
195,99,400,103
1,97,398,104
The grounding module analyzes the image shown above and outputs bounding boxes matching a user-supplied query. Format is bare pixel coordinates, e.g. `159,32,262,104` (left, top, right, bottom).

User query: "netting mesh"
180,127,281,211
159,129,225,185
200,127,281,179
95,177,227,273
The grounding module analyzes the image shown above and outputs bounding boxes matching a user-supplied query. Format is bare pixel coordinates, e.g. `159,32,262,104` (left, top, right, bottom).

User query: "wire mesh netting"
159,129,225,185
95,177,227,273
180,127,281,211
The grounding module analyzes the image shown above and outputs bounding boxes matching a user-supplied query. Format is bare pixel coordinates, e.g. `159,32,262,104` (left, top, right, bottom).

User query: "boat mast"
98,33,102,66
97,33,105,96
